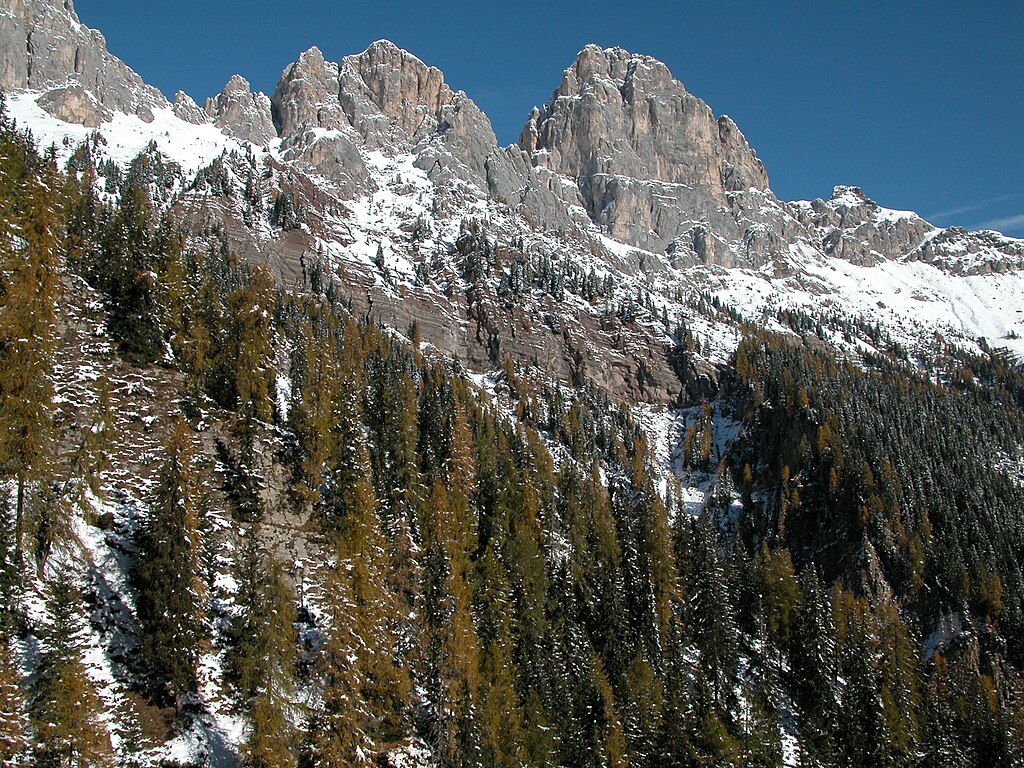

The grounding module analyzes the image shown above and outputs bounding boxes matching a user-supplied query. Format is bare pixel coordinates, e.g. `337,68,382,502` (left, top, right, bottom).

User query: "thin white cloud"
927,192,1021,221
974,213,1024,232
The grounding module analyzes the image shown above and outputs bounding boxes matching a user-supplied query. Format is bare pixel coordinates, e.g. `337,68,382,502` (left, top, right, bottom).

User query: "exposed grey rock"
791,186,935,266
338,40,453,147
205,74,276,145
413,91,497,184
172,90,209,125
278,126,372,199
0,0,165,122
271,46,344,136
718,115,768,192
36,82,110,126
519,45,774,256
272,39,516,197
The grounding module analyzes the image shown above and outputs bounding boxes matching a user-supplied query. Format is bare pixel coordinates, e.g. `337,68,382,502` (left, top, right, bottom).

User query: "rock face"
520,45,773,256
271,46,345,136
268,40,524,198
338,40,456,147
204,75,276,145
791,186,1024,273
172,90,208,125
0,0,165,123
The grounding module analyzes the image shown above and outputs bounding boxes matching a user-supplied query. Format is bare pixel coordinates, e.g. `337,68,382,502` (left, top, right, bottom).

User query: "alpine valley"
1,1,1023,766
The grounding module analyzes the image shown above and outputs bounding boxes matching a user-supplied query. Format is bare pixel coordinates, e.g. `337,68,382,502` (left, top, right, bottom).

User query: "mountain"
2,2,1024,766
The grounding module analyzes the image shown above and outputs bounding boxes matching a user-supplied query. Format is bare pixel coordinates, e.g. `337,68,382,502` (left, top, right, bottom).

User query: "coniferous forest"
2,97,1024,768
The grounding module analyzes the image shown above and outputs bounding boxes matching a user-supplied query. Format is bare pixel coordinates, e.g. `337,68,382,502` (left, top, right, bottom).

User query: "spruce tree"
687,514,739,710
789,570,838,765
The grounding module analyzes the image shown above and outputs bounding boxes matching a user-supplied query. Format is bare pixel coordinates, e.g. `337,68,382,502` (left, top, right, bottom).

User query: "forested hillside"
2,85,1024,768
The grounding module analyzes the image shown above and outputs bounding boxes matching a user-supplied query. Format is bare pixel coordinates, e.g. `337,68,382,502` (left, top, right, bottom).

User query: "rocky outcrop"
792,186,933,266
271,46,345,136
35,82,110,126
0,0,165,123
787,186,1024,273
338,40,453,146
172,90,209,125
270,40,528,198
519,45,774,256
205,75,276,145
277,127,372,198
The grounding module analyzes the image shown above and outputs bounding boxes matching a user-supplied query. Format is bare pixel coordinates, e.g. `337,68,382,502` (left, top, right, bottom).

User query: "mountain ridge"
2,2,1024,766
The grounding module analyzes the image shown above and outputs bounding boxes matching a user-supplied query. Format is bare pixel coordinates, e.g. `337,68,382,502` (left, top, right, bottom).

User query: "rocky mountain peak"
828,185,872,208
269,38,506,197
172,90,208,125
271,46,343,136
204,74,276,145
338,39,458,146
0,0,166,123
519,44,771,255
523,43,768,190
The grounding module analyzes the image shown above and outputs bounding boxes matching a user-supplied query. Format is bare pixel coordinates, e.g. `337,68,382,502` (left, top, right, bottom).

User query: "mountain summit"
2,4,1024,764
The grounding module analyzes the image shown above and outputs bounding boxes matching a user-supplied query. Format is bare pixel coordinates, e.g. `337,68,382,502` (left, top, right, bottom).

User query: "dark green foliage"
132,418,206,708
271,189,303,230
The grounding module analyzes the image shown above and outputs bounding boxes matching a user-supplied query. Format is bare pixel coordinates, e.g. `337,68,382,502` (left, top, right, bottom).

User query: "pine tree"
621,648,663,768
754,543,800,669
133,418,206,709
30,570,114,768
834,591,894,768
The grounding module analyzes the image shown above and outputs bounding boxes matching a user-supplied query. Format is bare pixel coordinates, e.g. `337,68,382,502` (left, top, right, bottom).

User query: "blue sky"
76,0,1024,235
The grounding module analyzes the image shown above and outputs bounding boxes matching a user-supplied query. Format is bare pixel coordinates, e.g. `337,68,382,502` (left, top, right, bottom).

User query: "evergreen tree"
230,531,299,768
789,571,838,765
834,590,894,768
686,514,739,710
310,330,410,763
224,262,277,433
133,418,206,709
30,570,113,768
95,181,164,364
0,110,61,570
420,475,483,768
287,313,338,509
0,637,28,766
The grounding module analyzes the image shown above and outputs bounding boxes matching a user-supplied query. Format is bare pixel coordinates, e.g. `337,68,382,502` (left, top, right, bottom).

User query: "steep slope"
0,0,165,123
520,44,773,257
3,3,1024,766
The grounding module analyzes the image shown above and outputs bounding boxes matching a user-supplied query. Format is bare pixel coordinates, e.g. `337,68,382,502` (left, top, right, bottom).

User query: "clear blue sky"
76,0,1024,235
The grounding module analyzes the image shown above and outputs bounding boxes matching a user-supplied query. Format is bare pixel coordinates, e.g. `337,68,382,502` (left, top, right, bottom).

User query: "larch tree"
0,636,28,765
0,112,61,571
132,417,206,711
